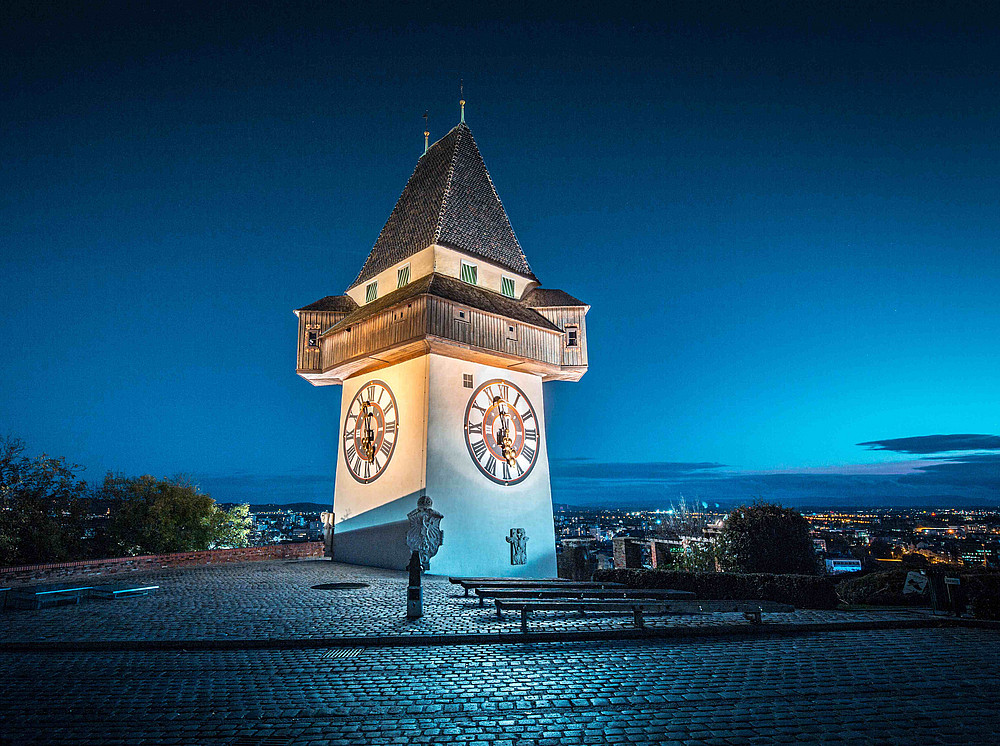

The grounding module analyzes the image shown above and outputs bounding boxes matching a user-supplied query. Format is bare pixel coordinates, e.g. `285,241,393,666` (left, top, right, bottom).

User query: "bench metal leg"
520,608,529,633
464,587,469,597
495,601,503,620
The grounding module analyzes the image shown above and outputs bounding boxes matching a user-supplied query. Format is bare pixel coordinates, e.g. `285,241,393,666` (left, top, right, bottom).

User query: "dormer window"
397,264,410,288
305,323,322,348
500,276,516,298
365,281,378,303
566,325,579,347
460,261,478,285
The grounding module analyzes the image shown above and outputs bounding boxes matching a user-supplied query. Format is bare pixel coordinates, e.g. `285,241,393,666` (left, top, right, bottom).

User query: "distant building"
825,558,862,575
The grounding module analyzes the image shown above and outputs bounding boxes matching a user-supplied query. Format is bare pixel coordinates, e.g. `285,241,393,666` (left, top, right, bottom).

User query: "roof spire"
422,111,429,154
459,79,465,123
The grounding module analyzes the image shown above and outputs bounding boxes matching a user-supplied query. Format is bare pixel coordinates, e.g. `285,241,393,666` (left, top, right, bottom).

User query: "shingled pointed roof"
350,123,536,289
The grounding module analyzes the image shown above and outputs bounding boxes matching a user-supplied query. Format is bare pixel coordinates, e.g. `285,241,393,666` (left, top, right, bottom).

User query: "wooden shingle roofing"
327,274,562,335
350,123,537,290
521,287,588,308
295,295,359,313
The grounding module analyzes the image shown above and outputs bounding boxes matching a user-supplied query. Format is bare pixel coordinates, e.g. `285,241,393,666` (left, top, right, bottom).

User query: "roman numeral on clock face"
471,439,488,459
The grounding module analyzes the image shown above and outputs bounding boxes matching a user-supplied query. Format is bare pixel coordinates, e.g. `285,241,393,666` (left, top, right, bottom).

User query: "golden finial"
459,79,465,123
423,110,429,153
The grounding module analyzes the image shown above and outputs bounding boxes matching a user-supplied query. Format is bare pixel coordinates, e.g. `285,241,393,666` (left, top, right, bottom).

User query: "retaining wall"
0,543,325,586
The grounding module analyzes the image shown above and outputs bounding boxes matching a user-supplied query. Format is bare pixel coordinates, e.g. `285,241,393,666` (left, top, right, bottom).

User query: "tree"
0,436,89,566
672,540,727,572
211,503,253,549
719,501,818,575
93,474,250,555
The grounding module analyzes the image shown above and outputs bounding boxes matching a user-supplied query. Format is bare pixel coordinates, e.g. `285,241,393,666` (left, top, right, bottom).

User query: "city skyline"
3,4,999,508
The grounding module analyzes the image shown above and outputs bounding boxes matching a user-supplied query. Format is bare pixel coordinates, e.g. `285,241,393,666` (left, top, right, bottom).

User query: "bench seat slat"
494,598,795,631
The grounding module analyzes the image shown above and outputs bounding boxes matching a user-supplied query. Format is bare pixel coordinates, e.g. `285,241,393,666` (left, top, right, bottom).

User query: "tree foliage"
671,540,726,572
92,474,251,556
0,436,254,566
0,436,89,566
719,501,818,575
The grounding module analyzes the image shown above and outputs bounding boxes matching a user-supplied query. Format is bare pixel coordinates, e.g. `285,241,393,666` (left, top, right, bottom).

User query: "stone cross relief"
506,528,528,565
405,495,443,571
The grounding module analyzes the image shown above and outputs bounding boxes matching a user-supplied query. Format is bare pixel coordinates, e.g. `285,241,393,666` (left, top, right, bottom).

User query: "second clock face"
343,379,398,484
464,378,539,486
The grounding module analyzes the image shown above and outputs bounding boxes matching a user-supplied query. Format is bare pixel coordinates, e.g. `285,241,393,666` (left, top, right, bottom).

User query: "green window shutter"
397,265,410,288
500,277,516,298
460,262,477,285
365,281,378,303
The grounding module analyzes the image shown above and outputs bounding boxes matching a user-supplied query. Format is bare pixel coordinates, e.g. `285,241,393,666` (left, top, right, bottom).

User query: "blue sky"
2,2,998,507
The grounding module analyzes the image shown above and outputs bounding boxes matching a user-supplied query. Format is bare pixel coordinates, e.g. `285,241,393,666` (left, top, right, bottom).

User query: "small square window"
365,281,378,303
500,276,516,298
566,325,579,347
460,261,478,285
307,330,319,347
397,264,410,288
506,324,517,340
463,373,474,389
454,307,469,322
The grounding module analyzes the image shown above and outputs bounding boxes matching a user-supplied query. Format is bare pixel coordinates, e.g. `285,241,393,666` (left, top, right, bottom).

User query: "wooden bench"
495,599,795,632
88,584,159,600
474,587,695,607
457,580,624,597
9,585,96,610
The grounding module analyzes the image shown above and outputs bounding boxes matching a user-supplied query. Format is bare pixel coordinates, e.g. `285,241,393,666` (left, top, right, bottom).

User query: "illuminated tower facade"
294,119,588,576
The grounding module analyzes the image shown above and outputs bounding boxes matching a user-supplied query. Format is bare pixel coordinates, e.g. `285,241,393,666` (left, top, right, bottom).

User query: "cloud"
857,434,1000,455
551,460,727,480
901,453,1000,488
550,454,1000,510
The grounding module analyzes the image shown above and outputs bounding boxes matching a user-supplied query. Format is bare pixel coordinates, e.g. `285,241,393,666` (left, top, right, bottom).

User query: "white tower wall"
332,352,557,577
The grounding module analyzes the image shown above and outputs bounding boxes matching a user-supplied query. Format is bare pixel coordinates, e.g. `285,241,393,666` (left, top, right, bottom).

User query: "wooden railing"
317,294,566,373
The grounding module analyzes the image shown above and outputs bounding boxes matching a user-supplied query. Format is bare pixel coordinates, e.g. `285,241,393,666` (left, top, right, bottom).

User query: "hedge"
836,570,929,607
593,568,839,609
966,574,1000,621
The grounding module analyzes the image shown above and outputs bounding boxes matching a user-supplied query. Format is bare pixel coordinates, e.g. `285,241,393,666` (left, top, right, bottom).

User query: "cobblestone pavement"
0,559,929,643
1,628,997,744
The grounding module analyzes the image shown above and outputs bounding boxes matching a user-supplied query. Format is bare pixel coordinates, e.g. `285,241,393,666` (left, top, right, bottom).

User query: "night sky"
3,2,999,508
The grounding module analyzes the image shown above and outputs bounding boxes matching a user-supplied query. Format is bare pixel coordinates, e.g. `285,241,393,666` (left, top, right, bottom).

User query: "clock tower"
293,118,589,577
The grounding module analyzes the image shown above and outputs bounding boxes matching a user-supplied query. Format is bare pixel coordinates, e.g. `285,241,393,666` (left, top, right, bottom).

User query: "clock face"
343,379,398,484
464,378,539,486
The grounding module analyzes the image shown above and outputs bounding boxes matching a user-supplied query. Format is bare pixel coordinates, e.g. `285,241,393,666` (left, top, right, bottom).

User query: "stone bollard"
406,551,422,620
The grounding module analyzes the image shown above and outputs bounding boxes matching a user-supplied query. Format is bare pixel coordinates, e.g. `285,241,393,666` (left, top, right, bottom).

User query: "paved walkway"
0,559,932,644
2,628,998,744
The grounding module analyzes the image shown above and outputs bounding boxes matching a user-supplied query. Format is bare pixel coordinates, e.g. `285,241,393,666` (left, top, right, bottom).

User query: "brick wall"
0,543,324,586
